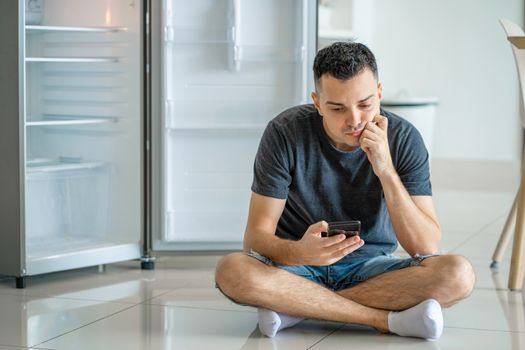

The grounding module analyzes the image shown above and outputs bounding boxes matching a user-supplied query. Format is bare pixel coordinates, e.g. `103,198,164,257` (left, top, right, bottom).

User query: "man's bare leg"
215,253,445,339
336,255,476,310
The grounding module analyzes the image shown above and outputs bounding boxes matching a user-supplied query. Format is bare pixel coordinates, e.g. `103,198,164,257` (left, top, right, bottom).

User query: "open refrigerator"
0,0,317,288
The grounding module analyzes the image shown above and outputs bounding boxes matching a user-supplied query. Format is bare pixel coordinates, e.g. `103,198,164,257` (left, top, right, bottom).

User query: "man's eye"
360,105,372,109
332,108,344,112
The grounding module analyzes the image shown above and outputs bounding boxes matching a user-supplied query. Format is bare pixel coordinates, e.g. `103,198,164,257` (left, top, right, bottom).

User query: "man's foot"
257,308,304,337
387,299,443,340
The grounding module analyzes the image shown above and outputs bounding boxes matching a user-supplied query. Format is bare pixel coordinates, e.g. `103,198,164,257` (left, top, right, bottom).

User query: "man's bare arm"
380,175,441,256
360,114,441,256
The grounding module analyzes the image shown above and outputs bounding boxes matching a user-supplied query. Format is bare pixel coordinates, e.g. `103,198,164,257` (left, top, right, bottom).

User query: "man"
215,42,475,340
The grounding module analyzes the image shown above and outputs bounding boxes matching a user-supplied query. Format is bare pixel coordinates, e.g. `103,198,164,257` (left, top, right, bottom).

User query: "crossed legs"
215,253,475,338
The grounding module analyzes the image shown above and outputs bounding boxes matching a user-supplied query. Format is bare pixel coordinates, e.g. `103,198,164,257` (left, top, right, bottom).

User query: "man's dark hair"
313,42,378,91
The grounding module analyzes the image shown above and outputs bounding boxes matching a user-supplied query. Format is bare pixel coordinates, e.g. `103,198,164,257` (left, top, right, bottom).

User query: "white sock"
388,299,443,340
257,308,304,337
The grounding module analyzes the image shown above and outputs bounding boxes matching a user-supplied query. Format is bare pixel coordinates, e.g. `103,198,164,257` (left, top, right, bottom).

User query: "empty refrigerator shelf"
166,124,266,131
27,115,117,127
26,25,126,33
26,159,107,173
25,57,119,63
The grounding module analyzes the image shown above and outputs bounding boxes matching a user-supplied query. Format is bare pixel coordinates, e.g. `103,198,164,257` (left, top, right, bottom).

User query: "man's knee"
427,255,475,305
216,252,245,289
215,252,261,299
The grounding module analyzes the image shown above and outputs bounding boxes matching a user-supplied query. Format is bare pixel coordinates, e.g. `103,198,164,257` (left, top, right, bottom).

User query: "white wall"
366,0,523,162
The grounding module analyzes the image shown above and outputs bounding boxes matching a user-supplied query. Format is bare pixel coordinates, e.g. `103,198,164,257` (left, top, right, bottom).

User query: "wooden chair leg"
509,186,525,290
492,191,518,268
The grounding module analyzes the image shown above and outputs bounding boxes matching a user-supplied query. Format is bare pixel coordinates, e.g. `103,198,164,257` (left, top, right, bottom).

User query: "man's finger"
307,220,328,237
374,114,388,131
321,234,347,247
315,220,329,231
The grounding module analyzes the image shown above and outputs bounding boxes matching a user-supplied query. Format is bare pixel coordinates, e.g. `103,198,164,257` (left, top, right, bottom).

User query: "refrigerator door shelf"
231,45,306,63
163,100,300,131
163,210,249,243
163,26,229,44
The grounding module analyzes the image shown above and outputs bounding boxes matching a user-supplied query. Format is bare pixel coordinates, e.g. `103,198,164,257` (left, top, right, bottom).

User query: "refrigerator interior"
157,0,316,249
23,0,143,274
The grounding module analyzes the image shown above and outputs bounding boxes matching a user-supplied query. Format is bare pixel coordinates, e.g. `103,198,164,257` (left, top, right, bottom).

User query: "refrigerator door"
20,0,145,276
155,0,317,250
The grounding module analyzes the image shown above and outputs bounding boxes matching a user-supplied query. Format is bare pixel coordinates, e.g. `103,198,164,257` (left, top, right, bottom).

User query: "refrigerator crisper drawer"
24,160,141,275
25,160,111,241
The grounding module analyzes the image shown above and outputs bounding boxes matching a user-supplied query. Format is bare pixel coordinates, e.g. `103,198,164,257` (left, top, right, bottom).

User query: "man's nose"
346,111,362,129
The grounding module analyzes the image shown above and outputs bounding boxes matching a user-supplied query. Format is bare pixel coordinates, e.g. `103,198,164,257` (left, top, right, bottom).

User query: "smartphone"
323,220,361,238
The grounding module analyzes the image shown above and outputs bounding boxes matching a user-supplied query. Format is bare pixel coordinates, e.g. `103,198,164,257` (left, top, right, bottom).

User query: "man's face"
311,69,382,152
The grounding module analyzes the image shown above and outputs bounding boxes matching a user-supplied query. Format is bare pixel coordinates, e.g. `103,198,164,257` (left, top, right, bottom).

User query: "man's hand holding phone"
293,220,364,266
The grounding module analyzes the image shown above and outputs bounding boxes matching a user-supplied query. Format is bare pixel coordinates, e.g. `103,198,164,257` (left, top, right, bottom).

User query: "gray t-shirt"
251,104,432,259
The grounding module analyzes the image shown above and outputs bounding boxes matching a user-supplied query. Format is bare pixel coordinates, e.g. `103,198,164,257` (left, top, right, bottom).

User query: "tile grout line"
449,214,507,254
31,302,142,348
32,288,257,347
306,323,347,350
147,303,257,314
29,281,208,347
0,343,55,350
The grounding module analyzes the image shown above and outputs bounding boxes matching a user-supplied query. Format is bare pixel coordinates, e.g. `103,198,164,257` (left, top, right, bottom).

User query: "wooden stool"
491,19,525,290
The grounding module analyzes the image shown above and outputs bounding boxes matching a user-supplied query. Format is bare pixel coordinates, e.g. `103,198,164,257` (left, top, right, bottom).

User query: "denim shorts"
247,250,439,291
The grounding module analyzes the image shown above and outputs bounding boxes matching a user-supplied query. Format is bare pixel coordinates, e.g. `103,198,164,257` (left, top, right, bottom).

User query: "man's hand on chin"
359,114,395,178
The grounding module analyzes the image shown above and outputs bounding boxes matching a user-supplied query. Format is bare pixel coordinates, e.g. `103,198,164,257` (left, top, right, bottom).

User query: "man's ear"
377,82,383,100
311,91,322,115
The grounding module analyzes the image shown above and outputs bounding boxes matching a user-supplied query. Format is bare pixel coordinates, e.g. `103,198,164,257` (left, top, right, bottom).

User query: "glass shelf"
26,25,126,33
27,115,117,127
26,158,107,173
166,125,266,132
26,57,119,63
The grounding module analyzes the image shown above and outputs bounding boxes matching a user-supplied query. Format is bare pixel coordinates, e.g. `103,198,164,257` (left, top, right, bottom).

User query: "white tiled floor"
0,160,524,349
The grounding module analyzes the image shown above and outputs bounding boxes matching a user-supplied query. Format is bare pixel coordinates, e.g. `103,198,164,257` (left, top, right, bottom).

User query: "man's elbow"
408,236,441,257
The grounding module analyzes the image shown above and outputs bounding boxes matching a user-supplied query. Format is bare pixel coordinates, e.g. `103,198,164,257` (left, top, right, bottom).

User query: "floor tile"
0,263,185,304
39,305,342,350
146,286,256,313
309,323,441,349
432,190,513,232
310,325,525,350
0,293,133,348
451,217,509,260
0,347,54,350
437,328,525,350
444,289,525,332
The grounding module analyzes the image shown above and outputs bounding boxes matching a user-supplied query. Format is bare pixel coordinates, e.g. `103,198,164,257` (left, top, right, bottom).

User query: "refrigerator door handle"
229,0,242,72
